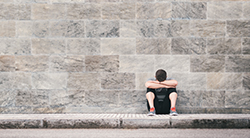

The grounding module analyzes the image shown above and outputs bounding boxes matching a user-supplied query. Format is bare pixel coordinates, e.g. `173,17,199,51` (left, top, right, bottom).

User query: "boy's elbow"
145,82,151,88
174,80,178,86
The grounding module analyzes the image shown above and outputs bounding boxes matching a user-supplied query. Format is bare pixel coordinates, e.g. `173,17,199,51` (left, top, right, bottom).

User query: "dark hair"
155,69,167,82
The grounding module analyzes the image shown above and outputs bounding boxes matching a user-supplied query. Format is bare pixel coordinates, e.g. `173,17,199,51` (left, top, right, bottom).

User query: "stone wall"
0,0,249,114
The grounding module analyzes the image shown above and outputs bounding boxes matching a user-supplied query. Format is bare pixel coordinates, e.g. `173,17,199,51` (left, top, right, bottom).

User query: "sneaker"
170,107,178,116
147,107,156,116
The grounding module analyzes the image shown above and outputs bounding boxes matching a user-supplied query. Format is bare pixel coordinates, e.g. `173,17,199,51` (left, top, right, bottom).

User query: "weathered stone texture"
15,56,49,72
0,90,16,107
13,72,32,90
0,39,31,55
16,90,49,107
177,90,202,107
137,3,171,19
101,73,135,89
32,39,66,54
136,38,171,54
243,2,250,18
85,55,119,72
226,56,250,72
172,38,206,55
32,73,67,89
207,38,241,54
68,73,101,90
191,55,225,72
227,20,250,37
16,21,32,37
137,20,171,37
67,39,100,55
225,91,250,108
0,56,15,72
102,3,135,19
85,90,118,107
101,38,136,55
172,2,207,19
202,91,225,107
86,20,119,38
171,20,190,37
155,56,190,72
0,21,15,37
243,73,250,90
67,4,101,19
207,73,242,90
33,21,50,38
208,2,242,19
32,4,65,20
0,73,14,90
120,21,136,37
119,56,154,72
66,21,85,38
190,20,225,37
242,38,250,54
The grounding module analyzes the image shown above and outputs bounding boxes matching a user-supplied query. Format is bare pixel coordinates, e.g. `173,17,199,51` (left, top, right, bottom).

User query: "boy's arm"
145,80,178,89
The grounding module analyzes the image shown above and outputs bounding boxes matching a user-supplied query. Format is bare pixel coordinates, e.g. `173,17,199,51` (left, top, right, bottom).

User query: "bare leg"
169,92,178,108
146,92,155,108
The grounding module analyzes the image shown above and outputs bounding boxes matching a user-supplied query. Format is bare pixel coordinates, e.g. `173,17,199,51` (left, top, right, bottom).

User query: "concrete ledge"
0,114,249,129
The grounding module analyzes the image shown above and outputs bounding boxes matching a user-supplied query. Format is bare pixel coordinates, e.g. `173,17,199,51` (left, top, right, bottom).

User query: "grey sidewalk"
0,114,249,129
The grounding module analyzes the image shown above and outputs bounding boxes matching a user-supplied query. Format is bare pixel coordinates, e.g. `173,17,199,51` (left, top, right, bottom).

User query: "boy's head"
155,69,167,82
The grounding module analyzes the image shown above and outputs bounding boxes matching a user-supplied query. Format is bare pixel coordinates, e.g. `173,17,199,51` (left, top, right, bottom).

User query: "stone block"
243,73,250,90
67,4,101,19
68,73,101,90
67,90,85,106
122,119,170,129
191,55,225,72
101,38,136,55
172,2,207,19
136,73,154,90
119,56,154,72
207,38,241,54
15,90,49,107
208,2,242,19
67,38,100,55
120,21,136,37
242,38,250,54
51,0,85,3
137,20,171,37
190,20,225,37
136,38,171,54
0,3,16,20
0,56,15,72
85,55,119,72
18,4,31,20
171,73,206,90
86,0,119,2
0,90,16,107
0,73,13,90
155,55,190,72
85,90,119,107
243,2,250,18
13,72,32,90
227,20,250,37
49,56,67,72
50,90,71,107
86,20,119,38
225,91,250,108
49,21,67,37
101,73,135,89
32,4,66,20
177,90,202,107
172,38,206,55
118,90,146,108
171,20,190,37
102,3,135,19
66,20,85,38
136,3,171,19
32,73,68,89
0,120,42,129
65,55,85,72
32,39,66,54
16,21,32,37
0,39,31,55
202,91,225,108
207,73,242,90
15,55,49,72
0,21,15,37
226,56,250,72
33,21,50,38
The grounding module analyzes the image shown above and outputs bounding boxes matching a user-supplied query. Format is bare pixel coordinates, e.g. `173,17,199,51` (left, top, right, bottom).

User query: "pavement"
0,114,249,129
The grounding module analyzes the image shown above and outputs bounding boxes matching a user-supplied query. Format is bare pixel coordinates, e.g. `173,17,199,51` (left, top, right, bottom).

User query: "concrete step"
0,114,249,129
